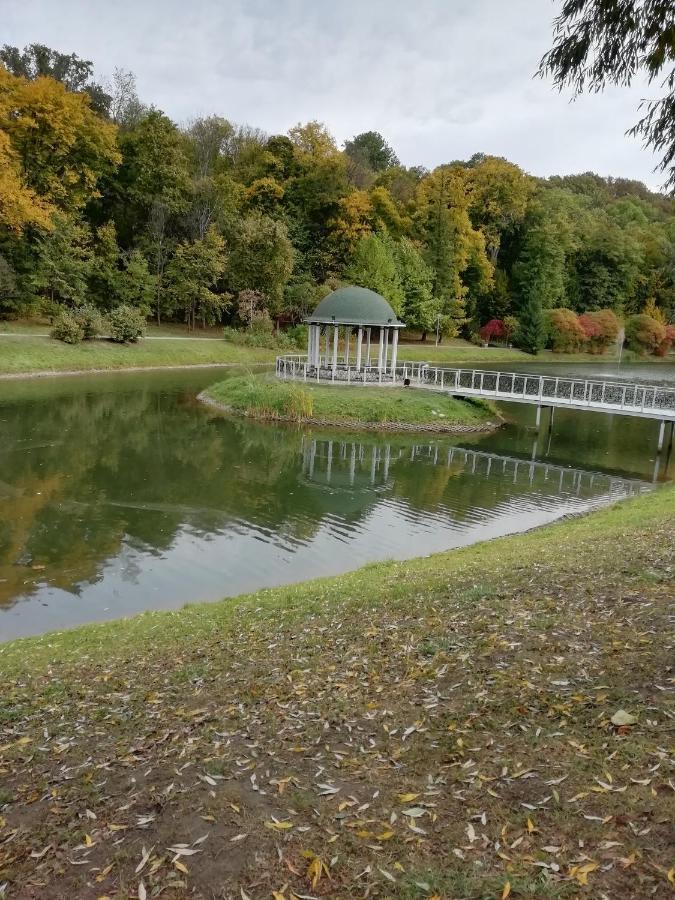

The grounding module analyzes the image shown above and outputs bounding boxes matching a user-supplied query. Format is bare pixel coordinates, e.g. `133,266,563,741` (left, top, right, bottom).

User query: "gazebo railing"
276,355,428,383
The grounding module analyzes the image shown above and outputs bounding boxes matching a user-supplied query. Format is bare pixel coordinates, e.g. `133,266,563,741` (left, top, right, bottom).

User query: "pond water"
0,365,672,640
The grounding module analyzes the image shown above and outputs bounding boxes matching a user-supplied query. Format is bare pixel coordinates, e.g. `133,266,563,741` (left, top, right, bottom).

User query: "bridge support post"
535,405,542,428
657,420,665,452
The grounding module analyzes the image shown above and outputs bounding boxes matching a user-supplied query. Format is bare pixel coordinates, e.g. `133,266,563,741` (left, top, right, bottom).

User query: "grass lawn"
0,486,673,898
0,334,276,375
204,374,499,431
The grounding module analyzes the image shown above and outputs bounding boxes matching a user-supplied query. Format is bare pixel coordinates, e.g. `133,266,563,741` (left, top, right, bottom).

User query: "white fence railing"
275,356,675,419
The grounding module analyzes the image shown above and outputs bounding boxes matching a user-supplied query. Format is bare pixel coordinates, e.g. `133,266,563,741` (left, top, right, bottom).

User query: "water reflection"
0,368,665,640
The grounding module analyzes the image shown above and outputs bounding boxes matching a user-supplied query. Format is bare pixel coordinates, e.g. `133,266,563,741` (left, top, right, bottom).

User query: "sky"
3,0,665,190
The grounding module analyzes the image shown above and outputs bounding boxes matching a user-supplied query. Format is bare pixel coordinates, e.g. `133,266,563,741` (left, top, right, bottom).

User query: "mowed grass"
0,334,276,375
205,373,498,428
0,486,673,898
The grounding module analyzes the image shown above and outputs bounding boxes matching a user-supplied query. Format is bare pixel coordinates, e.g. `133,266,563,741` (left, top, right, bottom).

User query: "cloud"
3,0,664,188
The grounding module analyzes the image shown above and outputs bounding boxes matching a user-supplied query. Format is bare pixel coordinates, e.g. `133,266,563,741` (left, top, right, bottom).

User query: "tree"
0,43,111,115
89,222,123,309
30,216,92,309
392,238,439,339
288,121,339,159
539,0,675,191
0,253,18,315
227,213,295,312
465,156,533,264
344,131,399,172
166,226,227,329
107,68,146,128
516,297,547,354
415,166,491,334
344,233,404,313
118,250,156,313
0,66,120,217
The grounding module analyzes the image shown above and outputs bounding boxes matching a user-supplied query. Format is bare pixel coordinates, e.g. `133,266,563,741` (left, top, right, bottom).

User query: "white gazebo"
303,286,405,380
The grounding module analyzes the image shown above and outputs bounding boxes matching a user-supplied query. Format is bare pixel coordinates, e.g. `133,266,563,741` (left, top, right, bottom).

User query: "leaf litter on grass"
0,495,673,898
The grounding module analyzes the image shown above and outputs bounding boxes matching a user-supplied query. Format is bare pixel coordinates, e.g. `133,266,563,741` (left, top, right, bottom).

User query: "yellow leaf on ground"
502,882,511,899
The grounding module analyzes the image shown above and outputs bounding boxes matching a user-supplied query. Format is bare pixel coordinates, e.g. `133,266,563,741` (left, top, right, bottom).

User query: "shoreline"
0,360,271,381
198,388,503,433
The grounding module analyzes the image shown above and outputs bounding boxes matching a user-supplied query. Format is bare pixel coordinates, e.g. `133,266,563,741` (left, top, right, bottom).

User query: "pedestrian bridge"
276,355,675,447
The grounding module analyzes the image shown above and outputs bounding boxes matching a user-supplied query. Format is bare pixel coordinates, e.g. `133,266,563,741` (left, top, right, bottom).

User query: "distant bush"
655,324,675,357
547,307,587,353
223,318,304,351
478,318,506,344
108,305,146,343
51,310,85,344
625,314,667,355
578,309,620,354
75,304,103,340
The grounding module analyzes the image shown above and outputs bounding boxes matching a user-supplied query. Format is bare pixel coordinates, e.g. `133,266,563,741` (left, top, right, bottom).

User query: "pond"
0,365,672,640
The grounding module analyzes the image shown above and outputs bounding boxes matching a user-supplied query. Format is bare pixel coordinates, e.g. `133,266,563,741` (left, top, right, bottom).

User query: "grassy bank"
203,374,499,432
0,334,276,376
1,487,673,898
4,325,669,378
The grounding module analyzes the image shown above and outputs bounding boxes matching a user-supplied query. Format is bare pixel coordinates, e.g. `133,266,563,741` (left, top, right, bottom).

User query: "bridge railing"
275,356,675,416
414,366,675,414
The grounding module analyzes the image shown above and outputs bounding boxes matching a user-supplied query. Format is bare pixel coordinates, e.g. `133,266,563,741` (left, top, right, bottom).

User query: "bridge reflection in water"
300,436,650,500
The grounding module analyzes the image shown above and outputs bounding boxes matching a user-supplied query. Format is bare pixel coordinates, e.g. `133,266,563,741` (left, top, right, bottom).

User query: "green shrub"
108,305,146,343
223,325,297,350
625,314,666,355
51,310,85,344
286,324,307,349
74,304,103,340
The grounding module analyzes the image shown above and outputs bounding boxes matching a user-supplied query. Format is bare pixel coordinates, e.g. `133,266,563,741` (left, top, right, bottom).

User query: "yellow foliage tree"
0,66,120,228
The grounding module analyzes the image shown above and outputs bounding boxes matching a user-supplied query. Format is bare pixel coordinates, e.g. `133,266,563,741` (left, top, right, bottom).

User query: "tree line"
1,42,674,352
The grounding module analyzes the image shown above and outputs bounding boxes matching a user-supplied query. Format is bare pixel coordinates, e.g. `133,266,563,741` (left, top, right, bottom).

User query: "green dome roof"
306,286,405,328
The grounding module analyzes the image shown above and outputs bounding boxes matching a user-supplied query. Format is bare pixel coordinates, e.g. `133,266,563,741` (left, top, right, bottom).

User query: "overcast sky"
3,0,665,190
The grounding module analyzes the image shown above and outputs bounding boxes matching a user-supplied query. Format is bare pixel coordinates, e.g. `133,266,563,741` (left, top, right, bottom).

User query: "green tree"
166,226,227,329
118,250,156,313
30,216,91,309
344,131,399,172
345,233,404,314
89,222,122,309
227,213,295,313
516,297,547,354
392,238,439,339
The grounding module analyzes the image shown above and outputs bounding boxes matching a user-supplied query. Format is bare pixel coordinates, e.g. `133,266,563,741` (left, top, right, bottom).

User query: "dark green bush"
51,310,85,344
108,305,146,343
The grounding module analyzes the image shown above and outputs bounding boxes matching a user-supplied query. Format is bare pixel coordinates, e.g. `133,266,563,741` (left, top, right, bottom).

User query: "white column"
377,327,384,370
344,327,350,366
324,327,329,366
308,325,315,364
391,329,399,375
366,328,371,366
332,324,339,371
356,326,363,370
383,328,390,373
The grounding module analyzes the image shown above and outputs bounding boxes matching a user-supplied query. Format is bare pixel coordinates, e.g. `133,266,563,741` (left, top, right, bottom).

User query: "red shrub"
655,323,675,357
547,308,587,353
479,319,506,344
578,309,620,354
